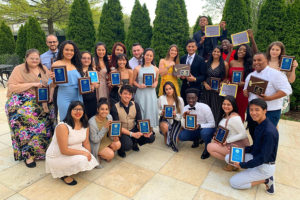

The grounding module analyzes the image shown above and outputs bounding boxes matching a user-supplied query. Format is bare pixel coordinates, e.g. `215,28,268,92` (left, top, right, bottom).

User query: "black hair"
233,44,253,78
185,88,199,96
81,51,94,71
185,39,197,47
254,52,267,58
163,81,181,113
119,84,134,94
221,38,232,44
97,97,109,111
199,16,209,21
132,43,142,48
56,40,83,76
116,54,131,69
63,101,89,129
207,46,225,78
94,42,110,73
249,98,268,110
142,48,155,67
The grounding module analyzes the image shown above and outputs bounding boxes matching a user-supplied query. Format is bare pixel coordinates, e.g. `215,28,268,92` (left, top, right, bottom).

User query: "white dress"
46,122,98,178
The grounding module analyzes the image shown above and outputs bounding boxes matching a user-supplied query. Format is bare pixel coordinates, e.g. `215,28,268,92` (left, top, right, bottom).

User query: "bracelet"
130,132,133,137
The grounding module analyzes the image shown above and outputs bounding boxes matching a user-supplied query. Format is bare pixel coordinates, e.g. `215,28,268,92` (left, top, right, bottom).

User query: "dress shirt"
129,56,142,70
240,118,279,169
186,53,195,65
244,66,292,111
181,102,215,128
40,50,58,70
157,95,184,122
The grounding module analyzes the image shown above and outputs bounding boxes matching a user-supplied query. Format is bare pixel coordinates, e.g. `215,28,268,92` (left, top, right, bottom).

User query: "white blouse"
157,95,184,122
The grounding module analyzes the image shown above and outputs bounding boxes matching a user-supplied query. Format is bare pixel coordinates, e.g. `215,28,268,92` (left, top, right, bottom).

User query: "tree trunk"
47,19,54,34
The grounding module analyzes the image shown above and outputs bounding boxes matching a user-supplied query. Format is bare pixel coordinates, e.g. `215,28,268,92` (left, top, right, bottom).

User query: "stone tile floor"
0,86,300,200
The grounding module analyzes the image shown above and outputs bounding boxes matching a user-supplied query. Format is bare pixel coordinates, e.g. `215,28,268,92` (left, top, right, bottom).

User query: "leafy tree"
0,21,15,54
15,24,27,61
126,0,152,56
193,15,213,34
222,0,249,36
97,0,125,54
67,0,95,51
26,17,47,53
174,0,189,55
201,0,225,22
255,0,286,51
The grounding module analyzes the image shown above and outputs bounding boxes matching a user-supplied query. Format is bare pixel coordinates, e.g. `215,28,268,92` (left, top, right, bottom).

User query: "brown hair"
266,41,286,64
25,49,46,74
165,44,180,64
110,42,127,68
163,81,181,114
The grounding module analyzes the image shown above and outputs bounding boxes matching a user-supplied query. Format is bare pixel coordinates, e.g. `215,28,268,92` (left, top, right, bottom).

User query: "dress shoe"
117,150,126,158
132,143,140,151
201,150,210,159
191,140,199,148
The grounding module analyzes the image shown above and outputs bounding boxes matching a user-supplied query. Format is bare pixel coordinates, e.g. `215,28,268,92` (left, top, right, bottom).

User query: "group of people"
4,16,298,194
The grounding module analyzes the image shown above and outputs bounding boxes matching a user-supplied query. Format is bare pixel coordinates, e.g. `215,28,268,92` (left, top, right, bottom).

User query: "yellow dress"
158,64,180,96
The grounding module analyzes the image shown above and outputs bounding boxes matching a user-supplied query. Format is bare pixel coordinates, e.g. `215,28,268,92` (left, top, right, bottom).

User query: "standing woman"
227,44,253,121
81,51,99,119
109,54,133,105
46,101,98,185
109,42,127,70
202,46,228,125
52,40,83,121
158,82,184,152
158,44,181,96
133,48,159,129
94,42,110,100
5,49,55,168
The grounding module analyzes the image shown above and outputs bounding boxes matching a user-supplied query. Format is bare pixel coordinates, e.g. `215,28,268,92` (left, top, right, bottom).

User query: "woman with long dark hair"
202,46,228,125
227,44,253,121
158,81,184,152
46,101,98,185
52,40,83,120
109,42,127,70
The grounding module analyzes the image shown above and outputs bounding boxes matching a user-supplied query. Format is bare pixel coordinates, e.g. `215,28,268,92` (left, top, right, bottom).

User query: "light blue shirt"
40,50,58,70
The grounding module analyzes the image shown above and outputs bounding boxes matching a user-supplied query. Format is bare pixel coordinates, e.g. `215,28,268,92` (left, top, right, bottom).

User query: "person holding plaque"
243,53,292,140
133,48,159,129
193,16,227,60
109,42,127,70
110,85,155,158
179,89,215,159
6,49,55,168
207,96,249,171
109,54,133,105
202,46,227,125
158,82,184,152
180,39,207,103
52,40,84,121
46,101,98,186
89,98,121,168
224,99,278,194
226,44,253,122
158,44,181,96
94,42,110,100
81,51,99,119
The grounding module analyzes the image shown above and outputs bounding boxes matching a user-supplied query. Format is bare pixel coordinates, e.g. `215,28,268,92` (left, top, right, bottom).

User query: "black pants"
119,133,155,152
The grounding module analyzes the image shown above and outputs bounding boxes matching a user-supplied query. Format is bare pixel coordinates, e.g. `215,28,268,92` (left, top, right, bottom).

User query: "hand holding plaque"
78,77,92,94
138,119,151,134
110,72,121,86
185,114,197,130
247,76,268,95
143,73,154,87
163,105,175,119
110,121,121,136
173,64,191,76
214,126,229,144
88,71,100,83
205,25,220,37
52,65,68,84
210,78,221,91
231,31,250,46
232,70,243,83
229,146,245,165
36,87,49,103
280,55,295,72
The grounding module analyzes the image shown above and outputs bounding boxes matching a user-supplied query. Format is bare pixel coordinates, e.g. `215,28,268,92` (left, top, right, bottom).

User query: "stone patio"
0,85,300,200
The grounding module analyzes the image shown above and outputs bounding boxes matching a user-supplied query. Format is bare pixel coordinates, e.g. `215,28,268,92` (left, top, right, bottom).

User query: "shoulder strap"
224,112,238,128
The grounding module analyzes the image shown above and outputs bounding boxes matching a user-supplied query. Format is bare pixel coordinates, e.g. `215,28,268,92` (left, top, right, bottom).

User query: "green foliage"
151,0,189,63
26,17,47,53
0,21,15,55
97,0,125,54
222,0,249,36
0,54,20,65
67,0,96,52
126,0,152,57
193,15,213,34
255,0,286,51
244,0,252,28
15,24,27,61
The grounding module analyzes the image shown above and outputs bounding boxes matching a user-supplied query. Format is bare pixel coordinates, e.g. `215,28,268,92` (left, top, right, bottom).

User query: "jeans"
179,128,215,150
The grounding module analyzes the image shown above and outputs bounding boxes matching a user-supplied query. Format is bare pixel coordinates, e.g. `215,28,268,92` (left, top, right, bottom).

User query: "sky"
119,0,210,26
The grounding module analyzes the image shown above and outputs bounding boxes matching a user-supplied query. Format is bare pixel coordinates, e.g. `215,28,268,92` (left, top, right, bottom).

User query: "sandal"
60,176,77,186
223,164,239,172
24,159,36,168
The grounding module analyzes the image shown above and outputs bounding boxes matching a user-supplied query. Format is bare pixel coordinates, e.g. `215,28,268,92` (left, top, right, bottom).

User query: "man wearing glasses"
41,34,59,70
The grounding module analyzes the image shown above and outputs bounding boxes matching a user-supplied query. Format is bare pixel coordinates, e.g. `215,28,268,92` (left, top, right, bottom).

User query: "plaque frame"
78,77,92,95
185,114,197,130
36,87,49,103
143,73,154,87
231,31,250,46
214,126,229,144
280,55,295,72
52,65,68,84
205,25,221,37
219,83,238,98
137,119,151,134
109,121,122,137
163,105,175,119
229,146,245,165
88,71,100,83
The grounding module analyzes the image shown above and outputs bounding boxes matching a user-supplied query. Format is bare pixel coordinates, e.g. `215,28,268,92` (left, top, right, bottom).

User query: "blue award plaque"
231,31,249,46
232,70,243,83
229,146,245,164
185,114,197,130
111,72,121,85
210,77,220,91
78,77,92,94
143,73,154,87
110,122,121,136
280,56,295,72
88,71,99,83
138,120,150,134
36,87,49,103
52,65,68,84
205,25,220,37
214,126,229,143
164,105,175,119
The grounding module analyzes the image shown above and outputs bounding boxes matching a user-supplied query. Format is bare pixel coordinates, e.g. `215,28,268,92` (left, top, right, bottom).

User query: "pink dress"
97,68,109,100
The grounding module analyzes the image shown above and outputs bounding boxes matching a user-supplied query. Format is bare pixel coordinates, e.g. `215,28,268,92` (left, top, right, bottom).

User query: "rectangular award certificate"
205,25,221,37
110,121,121,136
232,70,243,83
231,31,250,46
219,83,238,98
214,126,229,144
173,64,191,76
111,72,121,85
229,146,245,164
210,77,221,91
78,77,92,94
88,71,100,83
52,65,68,84
36,87,49,103
138,119,151,134
280,55,295,72
185,114,197,130
143,73,154,87
247,76,268,95
163,105,175,119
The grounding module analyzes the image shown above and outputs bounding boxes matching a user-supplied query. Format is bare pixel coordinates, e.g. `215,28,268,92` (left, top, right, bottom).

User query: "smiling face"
186,93,197,107
81,53,91,67
164,84,174,97
97,104,109,118
71,105,84,120
249,104,266,123
222,100,233,115
186,42,197,55
237,45,247,58
46,35,58,52
221,39,230,51
269,45,281,59
169,47,178,59
96,45,106,58
199,17,208,28
132,45,143,59
63,44,75,60
26,52,40,67
212,48,221,59
120,89,133,105
144,50,154,64
115,45,124,56
117,57,127,69
253,54,268,72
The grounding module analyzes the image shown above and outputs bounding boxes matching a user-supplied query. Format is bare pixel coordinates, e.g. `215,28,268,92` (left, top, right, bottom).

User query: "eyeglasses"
47,41,58,44
72,108,83,112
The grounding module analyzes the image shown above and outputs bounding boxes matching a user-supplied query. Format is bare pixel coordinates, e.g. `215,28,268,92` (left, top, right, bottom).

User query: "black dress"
82,71,97,119
109,79,129,106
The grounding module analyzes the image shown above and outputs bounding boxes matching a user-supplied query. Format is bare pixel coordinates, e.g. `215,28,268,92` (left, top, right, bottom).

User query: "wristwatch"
129,132,133,137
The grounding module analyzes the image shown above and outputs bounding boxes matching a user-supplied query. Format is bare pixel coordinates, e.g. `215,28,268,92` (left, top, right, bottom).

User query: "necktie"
187,56,192,65
189,107,196,110
51,52,56,65
138,58,142,65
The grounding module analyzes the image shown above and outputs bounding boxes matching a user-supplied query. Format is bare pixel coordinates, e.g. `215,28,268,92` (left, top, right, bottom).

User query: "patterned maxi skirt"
5,92,55,161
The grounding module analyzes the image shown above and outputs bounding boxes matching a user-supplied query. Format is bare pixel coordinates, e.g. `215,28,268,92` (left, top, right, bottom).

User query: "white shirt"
129,56,142,70
157,95,184,122
244,66,292,111
186,53,196,65
181,102,215,128
218,116,248,143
